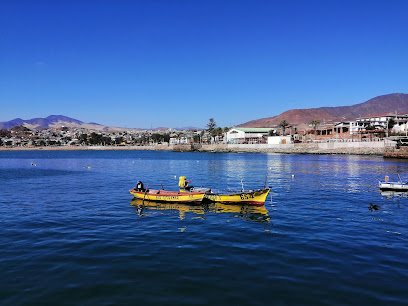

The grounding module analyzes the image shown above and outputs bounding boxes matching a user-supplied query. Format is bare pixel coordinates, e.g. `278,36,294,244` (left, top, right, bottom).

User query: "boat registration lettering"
206,194,222,201
156,196,179,200
240,193,255,200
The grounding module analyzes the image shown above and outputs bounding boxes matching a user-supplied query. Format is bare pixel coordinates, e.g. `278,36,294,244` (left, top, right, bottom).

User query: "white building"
226,128,275,144
169,137,189,145
355,113,408,134
267,136,292,144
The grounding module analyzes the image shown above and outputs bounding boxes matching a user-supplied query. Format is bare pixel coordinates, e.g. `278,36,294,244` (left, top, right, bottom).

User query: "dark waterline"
1,150,407,305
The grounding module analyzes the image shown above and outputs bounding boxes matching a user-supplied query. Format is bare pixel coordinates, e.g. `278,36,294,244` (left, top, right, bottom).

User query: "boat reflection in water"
130,199,271,223
380,190,408,199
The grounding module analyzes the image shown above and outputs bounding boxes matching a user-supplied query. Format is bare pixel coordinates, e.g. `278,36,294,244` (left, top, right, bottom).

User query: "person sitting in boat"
179,176,194,191
135,180,145,191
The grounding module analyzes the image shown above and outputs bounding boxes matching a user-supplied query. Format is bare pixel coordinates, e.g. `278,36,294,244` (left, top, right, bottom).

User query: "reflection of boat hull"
379,181,408,191
205,188,271,205
129,189,206,203
130,199,270,221
380,190,408,198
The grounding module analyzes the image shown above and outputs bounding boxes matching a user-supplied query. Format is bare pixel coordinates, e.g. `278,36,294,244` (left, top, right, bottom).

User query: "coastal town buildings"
355,113,408,135
313,121,355,138
310,113,408,139
3,113,408,148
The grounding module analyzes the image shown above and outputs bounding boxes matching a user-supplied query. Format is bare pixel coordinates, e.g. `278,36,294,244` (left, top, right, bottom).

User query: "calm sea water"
0,150,407,305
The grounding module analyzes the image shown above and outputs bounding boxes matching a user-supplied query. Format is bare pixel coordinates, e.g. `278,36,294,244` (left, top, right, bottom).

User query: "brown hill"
0,115,142,131
239,93,408,127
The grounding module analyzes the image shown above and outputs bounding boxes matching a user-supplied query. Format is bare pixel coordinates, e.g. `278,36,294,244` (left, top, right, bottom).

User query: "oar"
398,174,403,184
263,173,268,189
161,183,164,190
143,185,149,204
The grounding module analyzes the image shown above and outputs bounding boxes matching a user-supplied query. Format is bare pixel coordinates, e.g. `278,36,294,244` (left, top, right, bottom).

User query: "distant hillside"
239,93,408,127
0,115,138,131
0,115,202,131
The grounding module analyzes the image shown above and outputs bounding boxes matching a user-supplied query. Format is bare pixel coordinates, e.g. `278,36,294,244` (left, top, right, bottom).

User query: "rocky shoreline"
178,145,386,155
0,143,390,156
383,147,408,158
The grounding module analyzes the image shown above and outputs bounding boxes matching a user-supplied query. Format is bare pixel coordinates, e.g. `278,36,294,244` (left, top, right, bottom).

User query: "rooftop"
359,113,406,119
232,127,274,132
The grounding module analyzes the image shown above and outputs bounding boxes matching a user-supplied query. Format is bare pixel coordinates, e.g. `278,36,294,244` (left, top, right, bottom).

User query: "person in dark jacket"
135,180,145,191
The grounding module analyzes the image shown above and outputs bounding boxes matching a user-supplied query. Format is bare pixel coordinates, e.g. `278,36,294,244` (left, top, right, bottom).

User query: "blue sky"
1,0,407,129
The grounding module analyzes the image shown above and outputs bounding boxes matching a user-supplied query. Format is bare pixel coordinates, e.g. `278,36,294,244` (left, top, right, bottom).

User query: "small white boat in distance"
379,175,408,191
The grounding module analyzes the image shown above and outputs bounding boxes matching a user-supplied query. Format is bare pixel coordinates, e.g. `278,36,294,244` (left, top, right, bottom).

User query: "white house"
169,137,189,145
391,114,408,135
267,136,292,144
226,128,275,144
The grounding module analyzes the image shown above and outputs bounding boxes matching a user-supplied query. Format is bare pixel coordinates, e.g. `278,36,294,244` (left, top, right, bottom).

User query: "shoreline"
0,143,391,156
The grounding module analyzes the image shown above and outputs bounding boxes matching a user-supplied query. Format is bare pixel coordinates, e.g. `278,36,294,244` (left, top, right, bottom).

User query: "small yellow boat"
204,188,271,205
129,188,206,203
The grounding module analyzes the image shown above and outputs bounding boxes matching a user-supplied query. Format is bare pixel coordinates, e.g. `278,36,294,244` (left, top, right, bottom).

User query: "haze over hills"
0,115,134,131
0,115,200,131
239,93,408,127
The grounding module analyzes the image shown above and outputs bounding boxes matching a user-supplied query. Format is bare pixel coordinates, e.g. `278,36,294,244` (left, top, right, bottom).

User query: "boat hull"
379,181,408,191
205,188,271,205
129,189,206,203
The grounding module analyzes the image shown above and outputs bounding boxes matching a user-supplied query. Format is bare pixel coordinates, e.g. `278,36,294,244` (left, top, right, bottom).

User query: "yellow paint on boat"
129,189,206,203
205,188,270,205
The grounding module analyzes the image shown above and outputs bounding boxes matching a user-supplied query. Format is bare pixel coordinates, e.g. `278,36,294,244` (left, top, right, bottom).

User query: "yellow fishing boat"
129,188,206,203
204,188,271,205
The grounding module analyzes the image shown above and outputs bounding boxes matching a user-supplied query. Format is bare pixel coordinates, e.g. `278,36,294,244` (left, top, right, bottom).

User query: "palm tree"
279,120,289,135
387,118,396,134
311,119,320,135
210,127,223,143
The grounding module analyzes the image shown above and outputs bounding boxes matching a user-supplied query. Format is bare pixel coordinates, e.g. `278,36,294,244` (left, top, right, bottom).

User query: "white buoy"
291,174,295,178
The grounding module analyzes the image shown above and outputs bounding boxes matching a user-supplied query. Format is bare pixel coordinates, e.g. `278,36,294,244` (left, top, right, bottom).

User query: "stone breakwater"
173,143,389,155
0,141,393,156
383,147,408,158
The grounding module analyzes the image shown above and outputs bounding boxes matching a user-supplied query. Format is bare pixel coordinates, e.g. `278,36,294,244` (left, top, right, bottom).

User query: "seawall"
173,141,392,155
0,140,394,155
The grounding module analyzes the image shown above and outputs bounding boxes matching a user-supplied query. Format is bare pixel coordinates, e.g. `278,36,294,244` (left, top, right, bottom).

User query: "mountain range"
0,115,124,131
0,115,198,131
239,93,408,127
1,93,407,130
